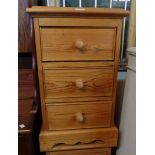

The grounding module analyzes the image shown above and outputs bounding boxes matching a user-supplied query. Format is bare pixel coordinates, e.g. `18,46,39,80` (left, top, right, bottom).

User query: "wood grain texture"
43,67,114,99
43,61,114,70
18,98,40,155
18,99,33,116
18,99,33,133
110,19,123,126
26,7,129,18
18,0,33,53
39,18,121,27
27,8,129,153
46,101,112,130
45,140,109,151
41,28,115,61
43,61,114,104
39,126,118,151
46,148,111,155
45,96,112,104
34,18,47,130
18,69,34,99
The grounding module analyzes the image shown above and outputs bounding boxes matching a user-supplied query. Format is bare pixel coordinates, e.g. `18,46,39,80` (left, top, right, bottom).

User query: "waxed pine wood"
27,7,129,154
33,18,48,129
41,28,115,61
39,126,118,152
43,67,114,99
46,101,112,130
26,7,129,18
28,7,129,130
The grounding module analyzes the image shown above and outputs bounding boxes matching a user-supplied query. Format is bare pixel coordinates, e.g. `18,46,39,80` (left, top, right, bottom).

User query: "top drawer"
40,28,116,61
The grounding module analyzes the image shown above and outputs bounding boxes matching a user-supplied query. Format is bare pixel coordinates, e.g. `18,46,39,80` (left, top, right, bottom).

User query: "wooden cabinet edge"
39,127,118,152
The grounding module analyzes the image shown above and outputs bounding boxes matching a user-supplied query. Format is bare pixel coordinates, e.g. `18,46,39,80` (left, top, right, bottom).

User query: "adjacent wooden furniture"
27,7,129,155
18,0,38,53
18,69,41,155
18,1,42,154
18,99,37,155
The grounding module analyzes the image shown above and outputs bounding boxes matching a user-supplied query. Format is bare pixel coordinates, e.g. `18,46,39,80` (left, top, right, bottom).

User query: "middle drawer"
43,62,114,101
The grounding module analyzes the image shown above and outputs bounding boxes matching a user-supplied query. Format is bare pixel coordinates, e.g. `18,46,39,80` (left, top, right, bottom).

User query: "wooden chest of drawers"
27,7,129,155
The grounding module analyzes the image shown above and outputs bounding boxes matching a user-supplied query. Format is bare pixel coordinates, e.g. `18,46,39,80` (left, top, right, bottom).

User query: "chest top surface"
26,6,129,18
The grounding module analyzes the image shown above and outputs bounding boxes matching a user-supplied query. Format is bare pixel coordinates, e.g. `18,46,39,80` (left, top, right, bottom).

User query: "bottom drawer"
46,148,111,155
46,101,112,130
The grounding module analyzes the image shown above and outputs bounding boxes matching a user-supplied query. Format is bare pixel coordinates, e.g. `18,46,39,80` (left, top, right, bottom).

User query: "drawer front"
46,148,111,155
41,28,116,61
43,67,114,100
46,102,112,130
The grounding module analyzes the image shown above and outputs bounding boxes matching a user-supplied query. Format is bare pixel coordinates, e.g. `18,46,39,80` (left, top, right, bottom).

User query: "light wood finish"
45,140,109,152
111,19,123,126
39,18,121,27
75,79,84,90
43,67,114,99
28,8,128,129
43,61,114,69
46,148,111,155
42,61,114,103
27,7,129,18
27,7,129,154
39,126,118,151
41,28,115,61
75,112,85,123
33,18,47,130
46,101,112,130
45,96,112,104
75,40,85,50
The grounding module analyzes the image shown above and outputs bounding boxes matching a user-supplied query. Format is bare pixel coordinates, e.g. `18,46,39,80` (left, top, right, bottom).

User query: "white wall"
116,48,136,155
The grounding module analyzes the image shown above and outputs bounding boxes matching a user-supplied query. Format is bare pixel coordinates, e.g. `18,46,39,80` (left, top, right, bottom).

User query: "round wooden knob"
75,79,84,89
75,40,84,50
75,112,84,123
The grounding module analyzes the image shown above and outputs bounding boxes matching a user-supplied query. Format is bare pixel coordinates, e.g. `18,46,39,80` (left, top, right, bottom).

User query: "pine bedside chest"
27,7,129,155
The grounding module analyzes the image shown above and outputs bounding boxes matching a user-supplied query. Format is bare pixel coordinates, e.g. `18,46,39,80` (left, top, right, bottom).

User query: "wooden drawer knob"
75,79,84,89
75,40,84,50
75,112,85,123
